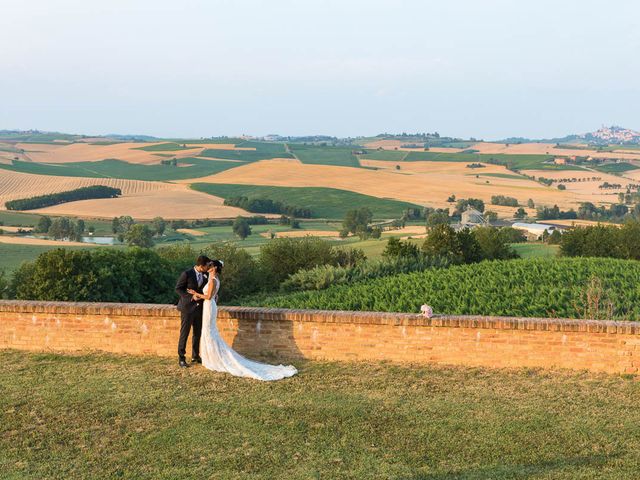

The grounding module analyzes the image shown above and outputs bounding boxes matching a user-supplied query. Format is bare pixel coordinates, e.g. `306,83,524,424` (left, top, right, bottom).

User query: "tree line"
5,185,121,211
223,196,313,218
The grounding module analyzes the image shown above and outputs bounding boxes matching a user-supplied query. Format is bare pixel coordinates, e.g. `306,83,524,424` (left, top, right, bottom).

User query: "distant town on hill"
1,125,639,146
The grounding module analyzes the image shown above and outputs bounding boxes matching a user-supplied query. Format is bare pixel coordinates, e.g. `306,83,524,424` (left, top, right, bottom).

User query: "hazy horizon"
2,0,639,140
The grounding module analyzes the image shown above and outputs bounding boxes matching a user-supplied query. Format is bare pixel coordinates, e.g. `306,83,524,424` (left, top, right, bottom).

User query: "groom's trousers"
178,307,202,359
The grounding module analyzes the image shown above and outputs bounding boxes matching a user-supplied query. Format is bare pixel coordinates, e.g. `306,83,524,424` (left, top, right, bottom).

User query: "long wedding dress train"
200,276,298,381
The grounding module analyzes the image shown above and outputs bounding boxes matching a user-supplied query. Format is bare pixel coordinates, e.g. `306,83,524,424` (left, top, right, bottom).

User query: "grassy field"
593,162,639,174
191,183,423,219
0,158,244,181
1,351,638,479
511,242,560,258
290,144,361,167
200,142,292,162
0,243,100,272
359,150,408,161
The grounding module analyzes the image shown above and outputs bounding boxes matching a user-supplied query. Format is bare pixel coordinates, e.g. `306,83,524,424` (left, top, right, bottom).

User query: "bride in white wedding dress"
188,259,298,381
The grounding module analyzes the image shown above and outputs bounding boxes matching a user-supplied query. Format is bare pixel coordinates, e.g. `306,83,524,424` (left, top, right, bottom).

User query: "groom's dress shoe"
179,359,189,368
191,357,202,364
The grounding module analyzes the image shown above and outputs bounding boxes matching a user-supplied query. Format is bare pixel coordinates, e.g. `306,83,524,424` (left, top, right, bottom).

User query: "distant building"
554,157,566,165
512,222,556,240
460,208,485,227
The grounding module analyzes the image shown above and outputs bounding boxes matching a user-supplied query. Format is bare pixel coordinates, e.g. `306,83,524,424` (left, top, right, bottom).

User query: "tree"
124,224,155,248
201,243,260,301
48,217,75,240
557,184,566,190
527,198,535,209
383,237,420,258
472,227,518,260
454,198,485,216
514,207,527,219
152,217,166,236
422,224,462,261
232,217,252,240
36,216,52,233
484,210,498,223
10,248,175,303
342,208,373,239
74,219,85,241
259,237,338,288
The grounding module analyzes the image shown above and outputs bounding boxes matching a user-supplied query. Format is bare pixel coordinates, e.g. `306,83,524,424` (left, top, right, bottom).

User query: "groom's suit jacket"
175,268,209,314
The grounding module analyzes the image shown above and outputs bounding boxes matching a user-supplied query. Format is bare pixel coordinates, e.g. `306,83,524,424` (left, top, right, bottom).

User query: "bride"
188,259,298,381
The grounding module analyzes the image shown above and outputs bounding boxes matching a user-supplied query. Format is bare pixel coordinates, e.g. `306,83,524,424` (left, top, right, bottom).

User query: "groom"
175,255,210,368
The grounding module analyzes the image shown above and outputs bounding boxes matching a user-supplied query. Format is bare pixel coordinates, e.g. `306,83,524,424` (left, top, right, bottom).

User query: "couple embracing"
175,255,297,381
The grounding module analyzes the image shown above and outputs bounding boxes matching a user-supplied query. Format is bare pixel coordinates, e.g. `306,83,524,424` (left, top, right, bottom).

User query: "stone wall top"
1,300,638,335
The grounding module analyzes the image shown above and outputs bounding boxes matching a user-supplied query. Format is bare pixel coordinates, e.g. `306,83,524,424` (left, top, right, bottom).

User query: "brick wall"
1,300,639,374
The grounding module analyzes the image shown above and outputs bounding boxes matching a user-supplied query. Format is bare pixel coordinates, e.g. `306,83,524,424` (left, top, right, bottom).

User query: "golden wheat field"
0,170,251,219
187,158,604,214
0,236,93,247
13,142,253,165
363,140,640,161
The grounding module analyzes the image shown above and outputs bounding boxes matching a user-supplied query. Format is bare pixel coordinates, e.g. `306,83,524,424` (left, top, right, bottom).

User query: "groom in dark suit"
175,255,210,368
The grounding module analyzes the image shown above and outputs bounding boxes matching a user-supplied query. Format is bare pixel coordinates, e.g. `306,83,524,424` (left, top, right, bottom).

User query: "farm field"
511,242,560,258
593,162,639,173
0,243,101,272
289,144,361,167
0,170,251,219
241,257,640,320
8,141,263,165
3,351,639,479
190,158,601,213
190,183,423,219
0,157,247,181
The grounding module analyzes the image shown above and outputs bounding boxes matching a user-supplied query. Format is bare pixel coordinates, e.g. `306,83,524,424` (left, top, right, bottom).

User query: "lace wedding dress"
200,276,298,381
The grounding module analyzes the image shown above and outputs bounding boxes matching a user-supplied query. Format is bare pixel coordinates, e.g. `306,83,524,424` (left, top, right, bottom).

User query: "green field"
191,184,422,219
2,351,639,479
290,144,361,167
468,172,528,180
511,242,560,258
0,243,99,273
134,142,200,152
200,141,293,162
593,162,639,174
242,257,640,319
359,150,408,161
0,158,244,181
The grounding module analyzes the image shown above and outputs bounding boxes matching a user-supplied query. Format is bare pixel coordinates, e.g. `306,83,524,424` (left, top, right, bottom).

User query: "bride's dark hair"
208,259,224,273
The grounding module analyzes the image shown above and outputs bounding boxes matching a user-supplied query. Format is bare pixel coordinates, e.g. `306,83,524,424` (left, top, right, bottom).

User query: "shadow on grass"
408,454,616,480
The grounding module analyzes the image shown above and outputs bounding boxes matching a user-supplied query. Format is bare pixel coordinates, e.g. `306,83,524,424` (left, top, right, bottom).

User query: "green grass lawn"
1,351,639,479
0,158,244,181
593,162,639,174
289,144,361,167
191,183,423,219
0,243,100,272
512,242,560,258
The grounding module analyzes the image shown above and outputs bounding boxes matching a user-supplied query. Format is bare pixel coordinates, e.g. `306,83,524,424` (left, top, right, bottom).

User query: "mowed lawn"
1,352,639,479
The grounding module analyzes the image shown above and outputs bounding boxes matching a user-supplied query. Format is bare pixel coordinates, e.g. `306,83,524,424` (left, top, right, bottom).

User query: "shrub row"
5,185,121,211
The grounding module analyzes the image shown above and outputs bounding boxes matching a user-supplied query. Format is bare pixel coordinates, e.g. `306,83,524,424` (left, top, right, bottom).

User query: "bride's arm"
188,279,216,301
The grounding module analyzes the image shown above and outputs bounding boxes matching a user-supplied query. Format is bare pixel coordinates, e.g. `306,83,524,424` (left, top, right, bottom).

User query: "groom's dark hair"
195,255,211,266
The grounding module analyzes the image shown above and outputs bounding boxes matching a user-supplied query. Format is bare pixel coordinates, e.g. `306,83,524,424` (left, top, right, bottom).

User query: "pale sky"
1,0,639,139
